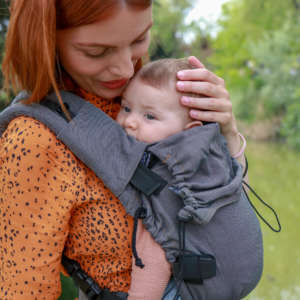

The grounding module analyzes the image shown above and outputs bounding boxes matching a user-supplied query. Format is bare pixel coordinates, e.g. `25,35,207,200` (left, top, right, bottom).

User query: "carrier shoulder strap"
0,91,166,198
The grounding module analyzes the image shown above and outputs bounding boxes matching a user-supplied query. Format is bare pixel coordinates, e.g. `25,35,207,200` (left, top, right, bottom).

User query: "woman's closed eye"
133,36,147,45
84,49,108,58
132,31,150,46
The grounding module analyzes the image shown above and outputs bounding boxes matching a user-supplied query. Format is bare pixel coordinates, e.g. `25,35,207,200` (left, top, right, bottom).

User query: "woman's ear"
184,120,203,130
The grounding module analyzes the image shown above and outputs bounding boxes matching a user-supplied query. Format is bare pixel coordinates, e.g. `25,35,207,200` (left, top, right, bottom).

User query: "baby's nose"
124,115,138,130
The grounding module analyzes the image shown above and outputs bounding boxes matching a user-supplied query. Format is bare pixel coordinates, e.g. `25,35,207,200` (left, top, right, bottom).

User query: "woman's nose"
109,47,135,79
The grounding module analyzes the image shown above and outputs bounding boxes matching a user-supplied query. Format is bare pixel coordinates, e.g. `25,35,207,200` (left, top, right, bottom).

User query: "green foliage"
0,0,9,51
0,0,9,110
210,0,300,150
150,0,212,63
249,19,300,115
280,101,300,150
150,0,194,59
58,273,78,300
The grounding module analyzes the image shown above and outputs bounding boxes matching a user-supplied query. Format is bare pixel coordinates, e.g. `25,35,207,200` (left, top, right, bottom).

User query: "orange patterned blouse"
0,89,134,300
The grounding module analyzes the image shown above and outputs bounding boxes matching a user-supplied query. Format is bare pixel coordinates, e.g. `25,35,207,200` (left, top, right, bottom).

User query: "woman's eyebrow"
76,22,153,49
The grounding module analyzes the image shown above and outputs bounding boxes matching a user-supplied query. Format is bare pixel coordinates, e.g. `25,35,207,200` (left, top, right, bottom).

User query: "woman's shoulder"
2,115,64,151
1,115,97,181
0,115,79,171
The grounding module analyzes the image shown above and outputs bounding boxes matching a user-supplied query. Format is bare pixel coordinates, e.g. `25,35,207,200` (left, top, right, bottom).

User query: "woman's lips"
99,79,128,89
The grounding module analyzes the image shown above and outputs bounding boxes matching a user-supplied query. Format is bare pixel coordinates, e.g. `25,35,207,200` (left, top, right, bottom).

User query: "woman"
0,0,247,299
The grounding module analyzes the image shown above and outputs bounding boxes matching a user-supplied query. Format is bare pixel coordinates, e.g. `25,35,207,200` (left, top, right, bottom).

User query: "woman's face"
57,6,152,99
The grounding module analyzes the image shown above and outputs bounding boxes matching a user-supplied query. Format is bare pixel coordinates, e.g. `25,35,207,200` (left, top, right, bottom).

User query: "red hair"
2,0,152,105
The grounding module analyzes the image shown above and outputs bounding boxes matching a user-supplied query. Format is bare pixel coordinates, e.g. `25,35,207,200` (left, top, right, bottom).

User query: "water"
245,141,300,300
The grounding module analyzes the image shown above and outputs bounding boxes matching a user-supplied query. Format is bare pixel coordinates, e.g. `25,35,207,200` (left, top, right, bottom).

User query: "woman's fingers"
177,81,229,99
177,56,224,86
187,56,205,68
176,56,237,137
180,96,233,129
190,110,232,125
181,97,232,113
177,68,224,86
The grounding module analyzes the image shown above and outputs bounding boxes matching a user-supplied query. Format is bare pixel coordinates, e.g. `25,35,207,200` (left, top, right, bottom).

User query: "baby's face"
116,78,190,143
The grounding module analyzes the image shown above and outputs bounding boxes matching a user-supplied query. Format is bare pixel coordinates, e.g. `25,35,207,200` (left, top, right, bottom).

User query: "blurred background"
0,0,299,299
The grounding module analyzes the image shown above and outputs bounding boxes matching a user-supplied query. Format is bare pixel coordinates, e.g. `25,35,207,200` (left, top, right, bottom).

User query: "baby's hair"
136,58,197,97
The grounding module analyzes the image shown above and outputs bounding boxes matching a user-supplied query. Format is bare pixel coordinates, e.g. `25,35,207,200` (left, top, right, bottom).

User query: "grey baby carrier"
0,91,279,300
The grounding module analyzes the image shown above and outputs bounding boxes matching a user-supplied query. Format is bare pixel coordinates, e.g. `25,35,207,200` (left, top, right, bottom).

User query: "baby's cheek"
138,126,161,143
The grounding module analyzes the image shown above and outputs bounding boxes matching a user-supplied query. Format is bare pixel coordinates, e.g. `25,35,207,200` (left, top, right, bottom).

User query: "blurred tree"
149,0,208,60
210,0,295,90
0,0,9,110
209,0,300,149
250,18,300,148
182,19,214,67
0,0,9,61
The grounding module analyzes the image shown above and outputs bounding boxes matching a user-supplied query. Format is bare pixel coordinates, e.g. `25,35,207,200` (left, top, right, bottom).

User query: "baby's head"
117,58,202,143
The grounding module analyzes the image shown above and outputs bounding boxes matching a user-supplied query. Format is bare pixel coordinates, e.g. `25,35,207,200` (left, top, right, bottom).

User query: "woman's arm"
0,117,73,299
128,220,171,300
176,56,247,170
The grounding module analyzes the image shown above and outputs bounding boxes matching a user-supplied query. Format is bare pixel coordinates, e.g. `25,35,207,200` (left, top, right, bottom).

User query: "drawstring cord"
242,181,281,232
132,207,147,268
172,220,186,300
242,156,281,233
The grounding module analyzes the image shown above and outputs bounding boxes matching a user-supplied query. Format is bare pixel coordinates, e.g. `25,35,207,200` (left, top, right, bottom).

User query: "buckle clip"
173,253,216,284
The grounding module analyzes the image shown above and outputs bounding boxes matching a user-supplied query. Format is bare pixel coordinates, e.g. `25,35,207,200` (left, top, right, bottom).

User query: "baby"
117,58,202,300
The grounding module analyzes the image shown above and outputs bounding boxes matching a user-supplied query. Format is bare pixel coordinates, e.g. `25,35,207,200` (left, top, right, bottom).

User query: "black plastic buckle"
130,162,167,196
173,253,216,284
62,255,121,300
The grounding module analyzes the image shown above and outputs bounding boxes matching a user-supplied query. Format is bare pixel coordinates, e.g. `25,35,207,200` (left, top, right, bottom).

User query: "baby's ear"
184,120,203,130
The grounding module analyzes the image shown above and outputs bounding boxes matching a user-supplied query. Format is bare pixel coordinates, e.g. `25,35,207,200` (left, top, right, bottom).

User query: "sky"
184,0,230,39
187,0,230,24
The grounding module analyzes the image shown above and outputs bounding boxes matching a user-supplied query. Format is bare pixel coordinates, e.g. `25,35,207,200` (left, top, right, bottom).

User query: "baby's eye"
123,106,131,113
145,113,156,120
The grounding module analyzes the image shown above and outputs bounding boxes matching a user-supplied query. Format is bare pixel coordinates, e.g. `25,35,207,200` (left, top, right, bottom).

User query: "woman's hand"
177,56,244,162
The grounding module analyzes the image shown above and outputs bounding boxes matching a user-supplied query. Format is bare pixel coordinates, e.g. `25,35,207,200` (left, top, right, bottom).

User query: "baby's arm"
128,220,171,300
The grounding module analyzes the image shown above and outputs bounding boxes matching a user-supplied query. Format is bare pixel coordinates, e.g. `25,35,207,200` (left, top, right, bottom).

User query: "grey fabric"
0,91,263,300
129,127,263,300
